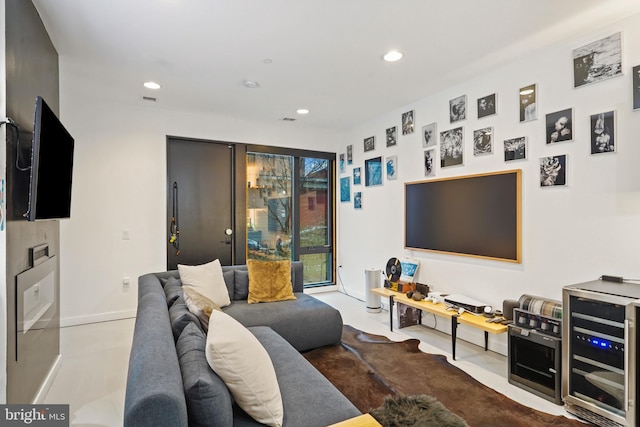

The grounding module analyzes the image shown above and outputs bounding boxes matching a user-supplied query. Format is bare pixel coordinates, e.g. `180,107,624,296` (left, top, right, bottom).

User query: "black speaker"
416,283,430,296
502,299,519,321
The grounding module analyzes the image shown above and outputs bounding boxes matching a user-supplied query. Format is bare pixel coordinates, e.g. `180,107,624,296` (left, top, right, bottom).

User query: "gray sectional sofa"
124,261,361,427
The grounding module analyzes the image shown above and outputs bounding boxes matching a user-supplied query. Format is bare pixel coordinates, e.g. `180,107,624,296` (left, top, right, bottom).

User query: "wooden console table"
370,288,507,360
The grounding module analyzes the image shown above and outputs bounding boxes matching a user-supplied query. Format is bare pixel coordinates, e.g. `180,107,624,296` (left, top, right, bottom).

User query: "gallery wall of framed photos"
336,11,640,339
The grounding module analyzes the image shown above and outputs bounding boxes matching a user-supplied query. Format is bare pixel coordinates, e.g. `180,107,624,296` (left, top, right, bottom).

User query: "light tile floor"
42,291,576,426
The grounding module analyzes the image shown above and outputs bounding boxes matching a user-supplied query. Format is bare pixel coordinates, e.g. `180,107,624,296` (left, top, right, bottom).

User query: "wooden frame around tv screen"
405,169,521,263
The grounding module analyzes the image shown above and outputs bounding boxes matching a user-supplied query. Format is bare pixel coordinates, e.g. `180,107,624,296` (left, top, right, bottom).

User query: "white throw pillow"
178,259,231,308
205,310,284,427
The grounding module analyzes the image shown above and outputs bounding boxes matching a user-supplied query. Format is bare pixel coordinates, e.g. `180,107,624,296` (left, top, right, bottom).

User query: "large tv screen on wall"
405,169,521,263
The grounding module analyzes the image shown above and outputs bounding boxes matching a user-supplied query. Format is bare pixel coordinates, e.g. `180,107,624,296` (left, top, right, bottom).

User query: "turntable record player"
384,257,402,291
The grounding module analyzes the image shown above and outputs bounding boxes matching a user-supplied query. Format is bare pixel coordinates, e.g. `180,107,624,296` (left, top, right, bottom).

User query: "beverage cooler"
563,280,640,427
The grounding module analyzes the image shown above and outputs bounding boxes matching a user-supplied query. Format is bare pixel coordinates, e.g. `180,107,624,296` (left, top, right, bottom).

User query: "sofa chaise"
124,261,361,427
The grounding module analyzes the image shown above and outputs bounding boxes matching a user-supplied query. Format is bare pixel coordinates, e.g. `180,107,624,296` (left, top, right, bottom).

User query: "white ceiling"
32,0,640,130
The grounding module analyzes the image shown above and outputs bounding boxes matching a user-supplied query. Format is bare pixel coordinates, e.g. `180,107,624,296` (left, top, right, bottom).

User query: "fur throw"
370,394,469,427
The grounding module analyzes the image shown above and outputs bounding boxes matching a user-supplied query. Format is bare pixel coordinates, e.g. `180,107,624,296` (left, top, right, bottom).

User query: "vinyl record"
385,257,402,282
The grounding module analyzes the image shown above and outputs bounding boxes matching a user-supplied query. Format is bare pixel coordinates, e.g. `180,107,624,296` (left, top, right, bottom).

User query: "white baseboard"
305,284,339,294
32,355,62,404
60,310,136,328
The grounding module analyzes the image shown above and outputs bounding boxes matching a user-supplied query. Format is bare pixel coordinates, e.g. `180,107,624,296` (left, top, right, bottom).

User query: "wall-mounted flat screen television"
405,169,521,263
27,96,75,221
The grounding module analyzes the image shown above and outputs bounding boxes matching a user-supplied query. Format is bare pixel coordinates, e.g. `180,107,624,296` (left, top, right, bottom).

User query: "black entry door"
167,137,234,269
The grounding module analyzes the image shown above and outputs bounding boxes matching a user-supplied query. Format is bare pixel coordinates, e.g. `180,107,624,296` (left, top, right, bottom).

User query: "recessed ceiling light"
263,58,273,64
296,109,310,115
143,81,161,90
383,50,404,62
243,80,259,88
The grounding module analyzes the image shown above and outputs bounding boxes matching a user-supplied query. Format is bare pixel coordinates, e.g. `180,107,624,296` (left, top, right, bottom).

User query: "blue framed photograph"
340,177,351,202
354,192,362,209
365,156,383,187
353,167,361,185
386,155,397,180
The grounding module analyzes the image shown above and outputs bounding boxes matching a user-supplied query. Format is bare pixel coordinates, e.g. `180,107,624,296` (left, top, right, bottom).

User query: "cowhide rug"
303,325,585,427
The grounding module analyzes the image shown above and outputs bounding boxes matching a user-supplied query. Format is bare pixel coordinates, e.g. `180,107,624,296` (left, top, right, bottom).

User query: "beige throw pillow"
247,259,296,304
178,259,231,308
183,287,221,332
205,310,284,427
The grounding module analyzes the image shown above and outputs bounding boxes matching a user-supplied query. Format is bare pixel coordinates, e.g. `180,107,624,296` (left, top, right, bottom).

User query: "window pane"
247,153,292,261
299,158,329,247
301,253,332,286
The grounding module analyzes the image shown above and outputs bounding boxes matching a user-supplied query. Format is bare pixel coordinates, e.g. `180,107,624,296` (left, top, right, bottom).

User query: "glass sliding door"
246,149,335,287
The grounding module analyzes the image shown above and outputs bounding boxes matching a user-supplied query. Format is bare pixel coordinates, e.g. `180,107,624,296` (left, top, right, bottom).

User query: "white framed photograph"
449,95,466,123
473,127,493,156
573,32,622,88
545,108,573,144
402,110,415,135
540,155,567,187
353,167,362,185
504,137,527,162
519,84,537,122
354,192,362,209
364,136,375,152
590,111,616,154
477,93,496,118
424,149,436,177
386,156,398,180
422,122,437,148
440,127,464,168
386,126,397,147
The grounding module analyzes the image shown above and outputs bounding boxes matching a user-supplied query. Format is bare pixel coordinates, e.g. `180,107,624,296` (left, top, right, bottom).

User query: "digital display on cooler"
591,338,610,348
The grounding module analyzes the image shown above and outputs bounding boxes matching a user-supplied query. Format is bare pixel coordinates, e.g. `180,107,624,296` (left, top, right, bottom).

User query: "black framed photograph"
504,137,527,161
347,144,353,164
540,155,567,187
440,127,464,168
449,95,466,123
633,64,640,111
339,153,345,173
364,136,375,152
473,127,493,156
402,110,415,135
424,149,436,177
477,93,496,118
354,192,362,209
590,110,616,154
386,156,398,180
573,32,622,88
519,84,537,122
353,167,362,185
386,126,397,147
365,156,383,187
545,108,573,144
340,177,351,202
422,122,437,148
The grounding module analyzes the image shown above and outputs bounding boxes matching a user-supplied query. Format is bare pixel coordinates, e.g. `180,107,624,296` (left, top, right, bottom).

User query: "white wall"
58,63,341,326
337,13,640,353
58,12,640,356
1,0,8,403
